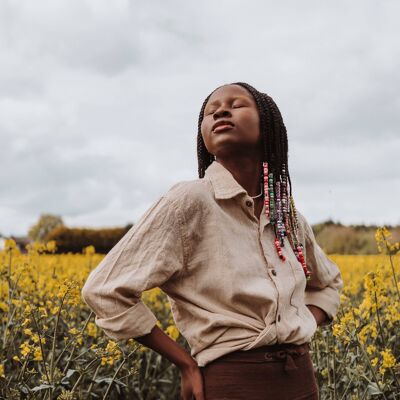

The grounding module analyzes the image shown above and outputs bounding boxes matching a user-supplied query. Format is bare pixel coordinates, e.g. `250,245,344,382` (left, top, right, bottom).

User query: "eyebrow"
205,95,251,109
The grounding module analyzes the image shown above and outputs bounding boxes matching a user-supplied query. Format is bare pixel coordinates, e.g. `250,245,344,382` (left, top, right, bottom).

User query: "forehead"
205,84,255,107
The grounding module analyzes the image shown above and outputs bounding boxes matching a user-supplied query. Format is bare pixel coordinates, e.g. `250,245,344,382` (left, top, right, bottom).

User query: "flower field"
0,228,399,399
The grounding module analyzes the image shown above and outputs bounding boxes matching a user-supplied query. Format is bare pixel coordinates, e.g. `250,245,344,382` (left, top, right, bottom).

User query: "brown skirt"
199,342,319,400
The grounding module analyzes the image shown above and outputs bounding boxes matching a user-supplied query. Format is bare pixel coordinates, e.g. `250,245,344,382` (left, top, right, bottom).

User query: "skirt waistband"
240,341,311,356
207,342,311,373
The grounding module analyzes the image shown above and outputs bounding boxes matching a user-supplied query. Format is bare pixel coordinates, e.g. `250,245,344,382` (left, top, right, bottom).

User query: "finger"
193,391,205,400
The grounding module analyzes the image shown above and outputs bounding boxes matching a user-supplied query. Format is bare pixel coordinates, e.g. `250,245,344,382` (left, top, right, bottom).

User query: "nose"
213,107,231,120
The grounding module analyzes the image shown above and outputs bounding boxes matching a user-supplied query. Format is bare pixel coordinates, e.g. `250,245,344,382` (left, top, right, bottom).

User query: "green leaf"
31,384,55,392
367,383,383,396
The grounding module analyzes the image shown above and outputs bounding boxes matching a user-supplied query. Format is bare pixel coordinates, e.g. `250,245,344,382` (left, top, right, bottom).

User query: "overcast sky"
1,0,399,237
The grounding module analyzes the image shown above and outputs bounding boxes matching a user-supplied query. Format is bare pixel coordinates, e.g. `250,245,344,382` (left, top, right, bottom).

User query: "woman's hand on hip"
179,363,206,400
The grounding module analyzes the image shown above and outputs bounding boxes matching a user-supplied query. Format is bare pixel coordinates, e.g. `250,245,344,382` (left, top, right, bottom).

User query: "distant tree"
28,214,64,241
45,225,132,254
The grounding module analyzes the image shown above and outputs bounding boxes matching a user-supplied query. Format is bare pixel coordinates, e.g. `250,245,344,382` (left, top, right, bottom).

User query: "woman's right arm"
135,325,205,400
81,194,205,399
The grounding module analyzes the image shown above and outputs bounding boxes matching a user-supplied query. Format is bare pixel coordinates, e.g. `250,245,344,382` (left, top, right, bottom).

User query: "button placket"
257,209,283,333
243,198,259,224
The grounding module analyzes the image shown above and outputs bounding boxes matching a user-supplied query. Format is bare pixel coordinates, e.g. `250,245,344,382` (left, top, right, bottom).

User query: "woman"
81,82,343,399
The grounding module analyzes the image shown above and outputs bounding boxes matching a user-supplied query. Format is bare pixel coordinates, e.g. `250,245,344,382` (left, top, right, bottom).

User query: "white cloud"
1,0,399,236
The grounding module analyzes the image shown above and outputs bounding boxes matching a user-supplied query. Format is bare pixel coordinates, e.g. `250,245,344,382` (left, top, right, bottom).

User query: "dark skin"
134,84,327,400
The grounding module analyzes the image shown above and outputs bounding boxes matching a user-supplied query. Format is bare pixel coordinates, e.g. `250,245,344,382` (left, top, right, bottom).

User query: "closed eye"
205,103,245,115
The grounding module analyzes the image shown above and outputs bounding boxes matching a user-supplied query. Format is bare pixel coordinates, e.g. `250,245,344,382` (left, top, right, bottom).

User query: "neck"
215,155,263,197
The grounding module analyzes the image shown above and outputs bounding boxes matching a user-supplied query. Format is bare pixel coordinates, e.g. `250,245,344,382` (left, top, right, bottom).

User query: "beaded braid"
197,82,311,280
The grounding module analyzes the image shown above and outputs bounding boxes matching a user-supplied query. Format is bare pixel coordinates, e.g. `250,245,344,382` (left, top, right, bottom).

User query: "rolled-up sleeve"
81,195,186,340
297,211,344,327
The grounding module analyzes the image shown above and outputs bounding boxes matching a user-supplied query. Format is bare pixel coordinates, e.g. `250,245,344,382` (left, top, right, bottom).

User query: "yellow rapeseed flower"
101,357,108,366
20,341,32,358
380,348,396,369
165,325,180,340
0,301,8,312
101,340,122,366
68,328,80,335
46,240,57,253
21,318,31,327
366,345,376,355
33,347,43,361
4,238,17,251
332,323,346,340
86,322,97,337
83,245,95,255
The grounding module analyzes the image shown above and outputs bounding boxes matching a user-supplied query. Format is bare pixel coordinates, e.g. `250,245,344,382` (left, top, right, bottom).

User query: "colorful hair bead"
296,245,311,280
275,179,286,246
268,172,275,225
261,162,311,279
262,162,269,217
274,238,286,262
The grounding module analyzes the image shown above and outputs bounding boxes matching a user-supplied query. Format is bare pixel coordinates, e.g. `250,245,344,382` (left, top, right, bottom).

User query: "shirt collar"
204,160,270,228
204,160,248,199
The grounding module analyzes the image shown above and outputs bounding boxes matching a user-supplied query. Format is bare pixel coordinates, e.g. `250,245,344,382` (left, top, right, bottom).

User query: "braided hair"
197,82,311,280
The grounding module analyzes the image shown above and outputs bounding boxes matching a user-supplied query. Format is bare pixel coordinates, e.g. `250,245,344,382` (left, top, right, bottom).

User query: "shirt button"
271,269,277,276
245,200,252,207
278,314,281,322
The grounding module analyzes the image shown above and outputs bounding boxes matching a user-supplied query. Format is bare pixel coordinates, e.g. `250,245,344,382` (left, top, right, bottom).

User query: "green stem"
49,292,67,398
16,358,29,382
69,357,100,398
102,358,126,400
85,360,102,400
332,333,337,400
2,249,13,349
356,336,388,400
30,309,50,384
387,250,400,302
339,374,355,400
57,311,93,371
372,285,387,347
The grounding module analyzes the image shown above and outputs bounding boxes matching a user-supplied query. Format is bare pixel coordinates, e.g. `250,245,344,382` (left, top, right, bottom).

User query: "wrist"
176,356,198,371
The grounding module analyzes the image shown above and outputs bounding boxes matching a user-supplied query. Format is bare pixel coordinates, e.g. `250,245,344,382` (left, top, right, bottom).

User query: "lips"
212,120,235,133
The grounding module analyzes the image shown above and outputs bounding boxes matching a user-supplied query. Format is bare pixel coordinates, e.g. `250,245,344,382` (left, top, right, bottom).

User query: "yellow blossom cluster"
330,230,399,383
1,233,398,397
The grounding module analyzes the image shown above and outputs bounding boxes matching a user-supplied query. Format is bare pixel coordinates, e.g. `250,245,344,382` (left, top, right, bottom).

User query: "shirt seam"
139,196,187,293
169,198,190,280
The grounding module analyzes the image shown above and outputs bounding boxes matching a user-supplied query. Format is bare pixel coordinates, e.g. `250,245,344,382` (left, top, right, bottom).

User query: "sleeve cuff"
304,286,340,327
94,300,158,340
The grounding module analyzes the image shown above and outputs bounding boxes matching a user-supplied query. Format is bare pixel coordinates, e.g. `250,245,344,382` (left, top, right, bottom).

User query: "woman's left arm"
296,211,344,327
307,304,330,326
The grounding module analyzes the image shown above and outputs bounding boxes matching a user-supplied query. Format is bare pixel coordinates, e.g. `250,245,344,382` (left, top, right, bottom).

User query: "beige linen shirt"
81,160,343,367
